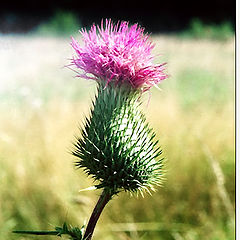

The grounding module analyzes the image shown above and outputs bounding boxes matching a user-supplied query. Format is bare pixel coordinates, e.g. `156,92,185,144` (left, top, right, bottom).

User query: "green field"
0,33,235,240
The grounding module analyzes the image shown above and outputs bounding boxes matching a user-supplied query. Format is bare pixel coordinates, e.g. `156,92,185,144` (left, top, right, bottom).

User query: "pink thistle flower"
70,19,168,91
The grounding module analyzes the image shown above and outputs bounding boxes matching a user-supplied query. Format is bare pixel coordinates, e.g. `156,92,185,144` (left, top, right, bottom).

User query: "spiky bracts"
72,83,164,195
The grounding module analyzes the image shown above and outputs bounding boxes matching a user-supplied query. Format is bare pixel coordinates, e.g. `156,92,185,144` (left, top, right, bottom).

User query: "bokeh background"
0,1,235,240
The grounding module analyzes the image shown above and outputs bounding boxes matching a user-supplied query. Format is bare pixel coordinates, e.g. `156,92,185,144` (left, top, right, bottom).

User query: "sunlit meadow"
0,26,235,240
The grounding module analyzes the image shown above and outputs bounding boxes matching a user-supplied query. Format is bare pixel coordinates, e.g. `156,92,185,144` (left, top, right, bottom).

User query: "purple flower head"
70,19,168,91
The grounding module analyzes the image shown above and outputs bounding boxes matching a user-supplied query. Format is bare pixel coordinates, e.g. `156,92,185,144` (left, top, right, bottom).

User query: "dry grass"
0,34,235,240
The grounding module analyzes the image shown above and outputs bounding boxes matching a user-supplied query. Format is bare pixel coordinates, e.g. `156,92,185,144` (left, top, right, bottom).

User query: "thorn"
78,186,97,192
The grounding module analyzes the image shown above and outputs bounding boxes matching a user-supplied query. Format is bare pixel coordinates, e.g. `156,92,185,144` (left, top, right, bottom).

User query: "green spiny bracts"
72,82,164,195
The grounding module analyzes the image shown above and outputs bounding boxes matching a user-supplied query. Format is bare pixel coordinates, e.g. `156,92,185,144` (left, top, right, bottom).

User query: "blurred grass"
180,18,234,41
33,10,81,36
0,28,234,240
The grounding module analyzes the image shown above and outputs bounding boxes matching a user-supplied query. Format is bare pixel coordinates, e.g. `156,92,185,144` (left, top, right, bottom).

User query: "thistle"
70,19,168,240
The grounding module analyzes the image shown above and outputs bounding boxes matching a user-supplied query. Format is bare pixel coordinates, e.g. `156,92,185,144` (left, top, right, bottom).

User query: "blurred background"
0,1,235,240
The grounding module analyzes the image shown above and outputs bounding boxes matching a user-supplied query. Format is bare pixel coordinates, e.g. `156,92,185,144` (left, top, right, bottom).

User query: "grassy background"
0,19,235,240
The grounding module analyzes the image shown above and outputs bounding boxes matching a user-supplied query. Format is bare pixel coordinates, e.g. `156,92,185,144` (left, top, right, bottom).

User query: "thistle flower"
70,19,167,91
71,20,167,240
71,19,167,195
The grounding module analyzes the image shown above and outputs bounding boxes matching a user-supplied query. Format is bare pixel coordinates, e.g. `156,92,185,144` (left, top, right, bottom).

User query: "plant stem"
83,189,112,240
13,230,59,235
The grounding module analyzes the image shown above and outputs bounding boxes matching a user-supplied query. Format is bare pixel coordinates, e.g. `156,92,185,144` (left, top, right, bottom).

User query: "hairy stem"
83,189,112,240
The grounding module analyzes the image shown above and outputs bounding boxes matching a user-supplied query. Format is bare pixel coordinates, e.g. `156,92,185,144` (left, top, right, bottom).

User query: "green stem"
83,189,112,240
13,230,59,235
